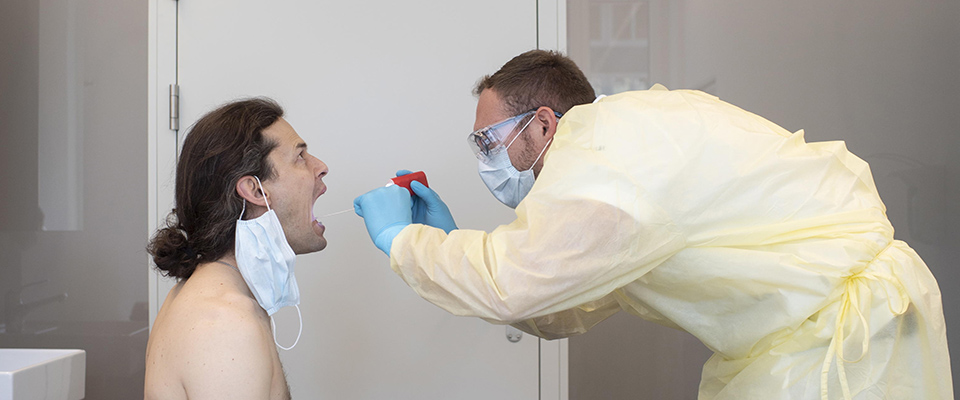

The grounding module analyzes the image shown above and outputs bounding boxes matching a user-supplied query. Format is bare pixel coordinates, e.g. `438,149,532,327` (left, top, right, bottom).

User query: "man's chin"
312,222,327,251
290,235,327,255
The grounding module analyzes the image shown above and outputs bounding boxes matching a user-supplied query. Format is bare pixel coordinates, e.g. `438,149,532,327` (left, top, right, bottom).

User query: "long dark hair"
147,98,283,280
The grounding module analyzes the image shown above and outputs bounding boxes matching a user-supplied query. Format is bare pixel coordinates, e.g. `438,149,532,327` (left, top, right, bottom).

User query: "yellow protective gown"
389,86,952,399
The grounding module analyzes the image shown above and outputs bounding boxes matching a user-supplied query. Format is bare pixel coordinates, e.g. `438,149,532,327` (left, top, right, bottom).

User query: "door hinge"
169,84,179,131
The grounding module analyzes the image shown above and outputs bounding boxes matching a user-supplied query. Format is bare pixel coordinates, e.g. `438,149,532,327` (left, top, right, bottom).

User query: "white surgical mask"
478,116,551,208
234,176,302,350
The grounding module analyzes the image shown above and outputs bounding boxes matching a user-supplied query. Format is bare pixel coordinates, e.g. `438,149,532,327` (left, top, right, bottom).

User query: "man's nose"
311,156,328,178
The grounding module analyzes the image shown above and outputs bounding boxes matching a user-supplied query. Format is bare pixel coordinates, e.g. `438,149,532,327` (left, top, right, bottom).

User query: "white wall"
568,0,960,398
169,1,547,398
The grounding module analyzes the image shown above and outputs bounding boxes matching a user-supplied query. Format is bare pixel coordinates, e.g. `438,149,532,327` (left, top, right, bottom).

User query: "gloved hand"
397,170,458,233
353,185,413,256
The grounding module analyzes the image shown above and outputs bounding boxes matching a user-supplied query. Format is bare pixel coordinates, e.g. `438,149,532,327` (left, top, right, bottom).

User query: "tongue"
310,209,324,232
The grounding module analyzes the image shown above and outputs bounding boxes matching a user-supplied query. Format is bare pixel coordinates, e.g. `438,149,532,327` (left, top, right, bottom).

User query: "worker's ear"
236,175,270,208
534,107,560,140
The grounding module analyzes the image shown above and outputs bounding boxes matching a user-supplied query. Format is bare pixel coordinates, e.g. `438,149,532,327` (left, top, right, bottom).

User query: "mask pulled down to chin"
234,176,303,350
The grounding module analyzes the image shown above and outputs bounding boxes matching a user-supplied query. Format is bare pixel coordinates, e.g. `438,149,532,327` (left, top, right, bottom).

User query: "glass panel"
0,0,148,398
566,0,960,397
568,0,651,94
567,4,712,397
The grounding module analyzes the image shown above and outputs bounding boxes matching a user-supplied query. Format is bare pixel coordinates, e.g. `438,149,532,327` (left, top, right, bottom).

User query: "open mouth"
311,184,326,233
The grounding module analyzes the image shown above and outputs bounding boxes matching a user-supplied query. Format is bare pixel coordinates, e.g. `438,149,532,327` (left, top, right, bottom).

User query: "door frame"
146,0,178,333
147,1,568,398
537,1,570,398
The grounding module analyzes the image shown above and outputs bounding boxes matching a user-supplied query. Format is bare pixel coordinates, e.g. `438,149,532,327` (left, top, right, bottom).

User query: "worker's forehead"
474,89,511,131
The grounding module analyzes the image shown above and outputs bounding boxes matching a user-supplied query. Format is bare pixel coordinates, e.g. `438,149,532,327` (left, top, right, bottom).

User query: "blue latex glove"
353,185,412,256
396,170,458,234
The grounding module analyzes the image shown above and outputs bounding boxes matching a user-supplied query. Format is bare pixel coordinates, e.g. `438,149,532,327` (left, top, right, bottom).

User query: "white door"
151,1,567,398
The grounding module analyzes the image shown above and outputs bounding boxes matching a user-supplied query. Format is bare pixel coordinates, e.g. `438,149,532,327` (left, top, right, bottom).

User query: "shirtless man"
145,98,328,399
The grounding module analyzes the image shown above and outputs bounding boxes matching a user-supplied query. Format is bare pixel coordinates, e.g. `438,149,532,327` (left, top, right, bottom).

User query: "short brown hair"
474,50,595,115
147,98,283,280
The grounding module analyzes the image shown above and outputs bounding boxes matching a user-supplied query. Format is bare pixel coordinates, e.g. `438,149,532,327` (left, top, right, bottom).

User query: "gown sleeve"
387,95,687,325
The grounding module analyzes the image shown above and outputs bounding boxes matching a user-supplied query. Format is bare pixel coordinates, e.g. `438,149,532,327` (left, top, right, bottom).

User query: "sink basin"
0,349,84,400
1,321,146,399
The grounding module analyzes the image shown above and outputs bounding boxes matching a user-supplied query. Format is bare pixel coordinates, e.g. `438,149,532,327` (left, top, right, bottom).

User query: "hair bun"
147,223,200,280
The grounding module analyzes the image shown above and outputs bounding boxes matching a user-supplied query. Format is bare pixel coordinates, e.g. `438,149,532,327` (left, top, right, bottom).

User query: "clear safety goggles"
467,109,562,160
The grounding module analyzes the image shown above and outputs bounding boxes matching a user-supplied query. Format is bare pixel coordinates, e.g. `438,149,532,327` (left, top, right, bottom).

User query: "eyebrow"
295,142,307,151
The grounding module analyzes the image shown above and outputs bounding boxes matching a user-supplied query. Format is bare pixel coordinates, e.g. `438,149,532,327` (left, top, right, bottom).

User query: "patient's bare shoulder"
146,262,282,400
179,287,276,399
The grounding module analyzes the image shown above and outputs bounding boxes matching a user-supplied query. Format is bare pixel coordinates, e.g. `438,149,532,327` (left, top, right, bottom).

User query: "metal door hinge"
169,84,179,131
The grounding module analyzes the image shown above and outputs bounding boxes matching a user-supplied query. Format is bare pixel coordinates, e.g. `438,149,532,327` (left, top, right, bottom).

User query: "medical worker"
353,50,952,399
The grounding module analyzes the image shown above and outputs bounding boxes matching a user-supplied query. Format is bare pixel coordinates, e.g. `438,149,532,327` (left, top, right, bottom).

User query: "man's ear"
535,107,559,140
236,175,269,207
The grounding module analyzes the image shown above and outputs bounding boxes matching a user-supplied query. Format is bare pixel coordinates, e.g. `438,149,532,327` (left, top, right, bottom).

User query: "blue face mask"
478,116,552,208
234,176,302,350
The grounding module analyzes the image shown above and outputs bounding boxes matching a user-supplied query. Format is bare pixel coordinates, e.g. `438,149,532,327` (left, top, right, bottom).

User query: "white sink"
0,349,84,400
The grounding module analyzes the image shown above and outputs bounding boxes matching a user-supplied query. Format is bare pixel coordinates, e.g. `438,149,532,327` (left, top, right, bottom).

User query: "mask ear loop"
253,175,271,211
271,304,302,351
526,138,553,172
505,112,537,151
